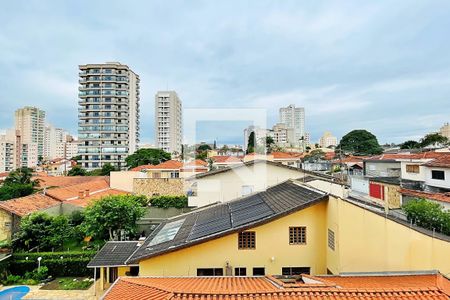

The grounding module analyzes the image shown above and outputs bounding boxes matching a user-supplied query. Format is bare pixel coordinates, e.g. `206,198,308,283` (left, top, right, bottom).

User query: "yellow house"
89,179,450,290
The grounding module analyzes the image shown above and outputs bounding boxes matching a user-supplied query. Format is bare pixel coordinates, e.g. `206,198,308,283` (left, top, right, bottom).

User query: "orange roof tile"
212,156,242,163
400,188,450,204
271,151,303,159
0,194,60,216
103,274,450,300
34,175,108,188
183,159,208,167
424,155,450,168
131,160,184,171
45,178,110,201
65,189,128,208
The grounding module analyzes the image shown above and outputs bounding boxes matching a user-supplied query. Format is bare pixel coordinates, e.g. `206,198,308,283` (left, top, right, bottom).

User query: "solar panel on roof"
230,195,274,227
148,218,185,246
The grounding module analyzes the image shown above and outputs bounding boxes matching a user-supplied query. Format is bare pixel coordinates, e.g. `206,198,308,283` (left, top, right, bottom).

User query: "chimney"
85,189,90,197
78,191,84,199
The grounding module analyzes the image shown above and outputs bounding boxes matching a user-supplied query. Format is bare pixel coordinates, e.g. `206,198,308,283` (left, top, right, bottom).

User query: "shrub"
149,195,188,209
403,198,450,235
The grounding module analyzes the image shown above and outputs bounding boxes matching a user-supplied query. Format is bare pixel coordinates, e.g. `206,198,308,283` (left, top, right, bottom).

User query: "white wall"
424,167,450,189
188,163,305,207
110,171,147,192
350,176,369,194
400,161,426,182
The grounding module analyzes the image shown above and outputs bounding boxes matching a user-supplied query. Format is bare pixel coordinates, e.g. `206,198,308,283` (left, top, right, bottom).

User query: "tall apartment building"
78,62,140,170
0,133,14,172
44,124,68,160
440,123,450,139
56,135,78,160
279,104,305,146
15,106,46,167
270,123,294,147
155,91,182,155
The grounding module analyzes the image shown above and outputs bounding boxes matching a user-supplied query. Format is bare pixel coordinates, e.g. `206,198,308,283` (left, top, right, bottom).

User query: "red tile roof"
366,152,450,162
0,194,60,216
424,155,450,168
212,156,242,163
400,188,450,204
183,159,208,167
271,151,303,159
45,178,110,201
34,175,108,188
103,274,450,300
131,160,184,171
65,188,128,207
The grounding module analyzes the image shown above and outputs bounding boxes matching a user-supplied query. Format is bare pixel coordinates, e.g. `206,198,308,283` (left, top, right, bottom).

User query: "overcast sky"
1,1,450,145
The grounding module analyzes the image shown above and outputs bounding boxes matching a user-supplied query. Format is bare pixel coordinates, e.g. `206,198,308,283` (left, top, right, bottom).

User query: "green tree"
125,148,171,169
87,163,117,176
337,129,383,156
3,167,37,186
12,213,71,251
420,133,449,148
70,155,82,165
0,184,34,201
197,144,212,152
67,165,87,176
303,149,326,162
246,132,255,154
265,136,275,153
82,195,145,240
400,140,421,149
195,151,208,161
403,198,450,235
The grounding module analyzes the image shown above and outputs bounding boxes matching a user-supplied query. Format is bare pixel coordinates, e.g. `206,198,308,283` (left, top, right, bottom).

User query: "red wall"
369,182,384,200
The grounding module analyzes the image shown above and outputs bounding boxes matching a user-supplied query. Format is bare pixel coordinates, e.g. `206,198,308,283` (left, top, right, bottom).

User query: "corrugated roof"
125,180,325,264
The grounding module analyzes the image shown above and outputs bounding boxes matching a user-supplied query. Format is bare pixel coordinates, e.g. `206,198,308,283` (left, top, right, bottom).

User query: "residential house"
187,160,307,207
130,160,184,178
42,158,73,176
210,156,243,169
89,179,450,290
102,273,450,300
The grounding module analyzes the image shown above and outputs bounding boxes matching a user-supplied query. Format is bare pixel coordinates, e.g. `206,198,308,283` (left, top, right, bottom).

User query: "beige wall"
328,196,450,275
139,202,328,276
134,178,185,197
188,163,305,207
110,171,147,192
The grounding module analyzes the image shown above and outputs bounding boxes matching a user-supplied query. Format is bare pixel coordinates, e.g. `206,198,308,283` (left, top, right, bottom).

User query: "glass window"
406,164,420,173
234,267,246,276
197,268,223,276
431,170,445,180
282,267,310,275
328,229,335,251
252,267,265,276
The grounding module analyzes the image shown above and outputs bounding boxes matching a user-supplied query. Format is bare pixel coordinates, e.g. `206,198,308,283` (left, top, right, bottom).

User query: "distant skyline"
1,1,450,145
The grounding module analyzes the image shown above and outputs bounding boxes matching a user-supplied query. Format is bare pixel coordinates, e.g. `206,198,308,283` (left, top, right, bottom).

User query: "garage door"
369,182,384,200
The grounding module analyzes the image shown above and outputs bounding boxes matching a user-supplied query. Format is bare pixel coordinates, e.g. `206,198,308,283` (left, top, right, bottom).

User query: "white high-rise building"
0,133,15,172
155,91,182,155
270,123,294,147
44,124,68,160
15,106,46,167
279,104,305,146
440,123,450,139
78,62,140,170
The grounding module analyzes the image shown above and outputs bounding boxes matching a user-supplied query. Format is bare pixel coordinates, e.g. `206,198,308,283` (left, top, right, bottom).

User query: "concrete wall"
365,161,401,177
188,163,306,207
400,161,426,182
139,202,328,276
134,178,185,198
350,176,369,194
0,210,12,241
110,171,146,192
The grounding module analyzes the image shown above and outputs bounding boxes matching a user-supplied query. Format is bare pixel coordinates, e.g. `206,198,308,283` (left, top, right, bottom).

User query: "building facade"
279,104,305,146
43,124,68,160
0,133,14,172
440,122,450,139
319,131,338,148
154,91,182,156
78,62,140,170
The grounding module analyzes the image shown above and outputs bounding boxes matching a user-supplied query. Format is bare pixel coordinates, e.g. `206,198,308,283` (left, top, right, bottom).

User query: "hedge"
149,195,188,209
9,251,96,277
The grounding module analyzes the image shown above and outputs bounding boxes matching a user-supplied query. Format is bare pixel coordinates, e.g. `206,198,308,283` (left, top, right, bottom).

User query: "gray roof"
126,180,326,264
88,241,139,267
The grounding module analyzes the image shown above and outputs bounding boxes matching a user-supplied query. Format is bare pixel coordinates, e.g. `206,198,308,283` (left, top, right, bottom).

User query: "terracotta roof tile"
212,156,242,163
34,175,108,188
400,188,450,204
45,178,110,201
424,155,450,168
66,189,128,208
0,194,60,216
184,159,208,167
131,160,184,171
271,152,303,159
103,274,450,300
